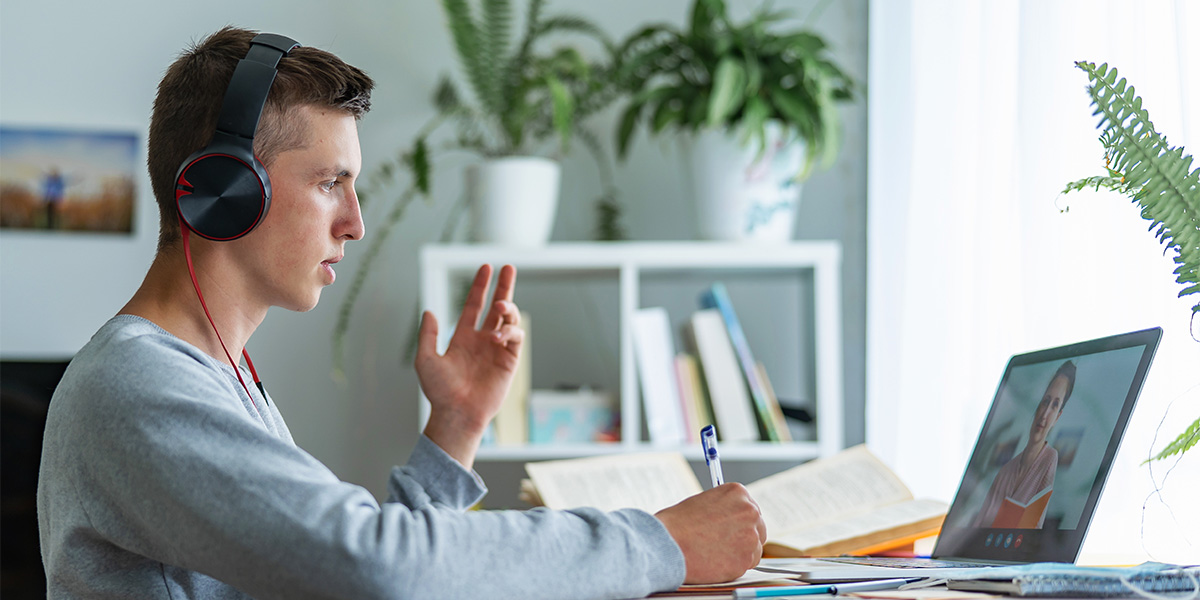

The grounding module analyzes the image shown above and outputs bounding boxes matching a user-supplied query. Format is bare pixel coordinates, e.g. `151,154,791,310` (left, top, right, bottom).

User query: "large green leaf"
707,56,746,127
615,102,643,159
739,94,770,150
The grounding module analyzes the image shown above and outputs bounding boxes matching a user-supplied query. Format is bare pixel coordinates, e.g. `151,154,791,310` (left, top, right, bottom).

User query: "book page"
746,445,915,536
767,498,948,552
525,452,702,513
1003,484,1052,508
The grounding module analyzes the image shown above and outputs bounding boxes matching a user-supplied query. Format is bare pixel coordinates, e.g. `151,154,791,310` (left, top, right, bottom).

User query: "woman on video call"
972,361,1076,528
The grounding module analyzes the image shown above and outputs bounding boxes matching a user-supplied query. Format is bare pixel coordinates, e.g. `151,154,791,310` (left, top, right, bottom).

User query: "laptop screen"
934,327,1161,562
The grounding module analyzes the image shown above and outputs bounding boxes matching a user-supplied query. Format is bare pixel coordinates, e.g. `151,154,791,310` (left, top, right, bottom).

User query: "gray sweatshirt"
37,315,685,599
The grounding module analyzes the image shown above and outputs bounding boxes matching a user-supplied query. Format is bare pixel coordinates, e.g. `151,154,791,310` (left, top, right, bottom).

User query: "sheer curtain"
867,0,1198,562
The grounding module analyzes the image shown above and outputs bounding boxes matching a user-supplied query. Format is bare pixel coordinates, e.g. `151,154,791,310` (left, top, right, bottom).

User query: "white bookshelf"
419,241,844,462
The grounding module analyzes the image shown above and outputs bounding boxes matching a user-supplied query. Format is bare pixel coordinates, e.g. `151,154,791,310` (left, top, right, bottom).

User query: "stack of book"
485,281,803,446
634,281,795,444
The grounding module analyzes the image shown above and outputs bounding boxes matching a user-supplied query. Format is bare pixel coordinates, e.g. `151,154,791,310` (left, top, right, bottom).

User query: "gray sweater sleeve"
38,317,686,599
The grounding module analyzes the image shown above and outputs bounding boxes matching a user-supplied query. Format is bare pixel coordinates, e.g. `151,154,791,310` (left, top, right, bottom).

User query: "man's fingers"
456,264,494,331
482,265,517,331
494,322,525,354
493,264,516,302
415,311,440,362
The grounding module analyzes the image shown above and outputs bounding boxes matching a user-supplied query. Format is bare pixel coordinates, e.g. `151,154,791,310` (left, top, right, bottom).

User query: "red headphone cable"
181,221,265,420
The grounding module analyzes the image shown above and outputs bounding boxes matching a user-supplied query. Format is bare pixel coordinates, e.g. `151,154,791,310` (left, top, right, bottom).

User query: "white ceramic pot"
683,122,806,242
466,156,561,246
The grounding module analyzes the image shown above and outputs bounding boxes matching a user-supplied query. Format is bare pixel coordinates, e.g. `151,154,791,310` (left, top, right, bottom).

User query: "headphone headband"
216,33,300,140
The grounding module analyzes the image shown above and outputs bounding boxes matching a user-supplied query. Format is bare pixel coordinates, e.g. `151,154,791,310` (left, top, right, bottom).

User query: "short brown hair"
1052,360,1077,410
147,26,373,250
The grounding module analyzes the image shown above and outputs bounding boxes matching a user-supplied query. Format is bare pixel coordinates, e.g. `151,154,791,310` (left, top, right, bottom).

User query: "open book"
992,486,1052,529
521,445,948,557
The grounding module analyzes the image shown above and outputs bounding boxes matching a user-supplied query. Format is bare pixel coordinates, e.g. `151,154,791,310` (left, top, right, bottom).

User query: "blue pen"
701,425,724,487
731,578,921,598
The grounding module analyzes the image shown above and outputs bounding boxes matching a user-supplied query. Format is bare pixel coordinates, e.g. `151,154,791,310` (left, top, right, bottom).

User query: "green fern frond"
525,0,545,38
535,15,610,43
481,0,513,112
1071,61,1200,314
1066,61,1200,466
508,0,546,86
1062,174,1128,195
1142,416,1200,464
442,0,498,115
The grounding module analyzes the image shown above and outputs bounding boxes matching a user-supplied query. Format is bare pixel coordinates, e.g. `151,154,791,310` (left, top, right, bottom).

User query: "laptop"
774,327,1162,581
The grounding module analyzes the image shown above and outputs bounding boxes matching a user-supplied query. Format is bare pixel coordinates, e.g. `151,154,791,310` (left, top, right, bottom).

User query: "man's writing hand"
655,483,767,584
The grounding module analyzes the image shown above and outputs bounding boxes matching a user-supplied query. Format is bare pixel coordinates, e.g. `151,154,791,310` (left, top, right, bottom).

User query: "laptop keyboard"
819,557,989,569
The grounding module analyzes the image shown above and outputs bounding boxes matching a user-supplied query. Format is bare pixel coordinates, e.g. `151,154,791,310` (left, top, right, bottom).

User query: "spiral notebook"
946,562,1200,597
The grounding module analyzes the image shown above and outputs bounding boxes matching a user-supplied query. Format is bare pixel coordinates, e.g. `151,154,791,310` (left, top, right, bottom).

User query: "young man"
37,27,766,599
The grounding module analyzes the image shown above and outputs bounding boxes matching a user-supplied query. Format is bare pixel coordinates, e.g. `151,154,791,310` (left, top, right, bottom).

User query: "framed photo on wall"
0,126,137,234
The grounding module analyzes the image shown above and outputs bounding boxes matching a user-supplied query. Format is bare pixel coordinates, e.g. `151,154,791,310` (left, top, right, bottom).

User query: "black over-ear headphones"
174,33,300,241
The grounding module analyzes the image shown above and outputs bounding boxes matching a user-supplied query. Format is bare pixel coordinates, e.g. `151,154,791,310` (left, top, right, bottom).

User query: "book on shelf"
686,309,759,443
490,310,531,445
632,307,688,445
992,486,1052,529
671,355,698,443
754,361,792,442
674,353,713,441
699,282,788,442
520,444,948,557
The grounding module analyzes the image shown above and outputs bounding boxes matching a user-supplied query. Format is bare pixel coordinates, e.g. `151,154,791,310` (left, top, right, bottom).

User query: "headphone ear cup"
176,150,272,241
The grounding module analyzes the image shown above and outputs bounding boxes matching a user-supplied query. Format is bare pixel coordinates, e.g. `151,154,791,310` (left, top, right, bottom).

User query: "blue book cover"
699,282,781,442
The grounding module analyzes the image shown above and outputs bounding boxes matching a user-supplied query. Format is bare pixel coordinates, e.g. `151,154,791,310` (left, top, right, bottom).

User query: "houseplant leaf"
1064,61,1200,316
707,56,747,128
1143,416,1200,464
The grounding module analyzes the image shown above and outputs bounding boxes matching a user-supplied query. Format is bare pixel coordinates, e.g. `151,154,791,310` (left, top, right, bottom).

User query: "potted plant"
334,0,622,373
1062,61,1199,462
612,0,857,242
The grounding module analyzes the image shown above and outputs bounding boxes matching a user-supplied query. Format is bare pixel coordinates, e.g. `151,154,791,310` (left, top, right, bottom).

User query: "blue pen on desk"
701,425,723,487
731,578,921,598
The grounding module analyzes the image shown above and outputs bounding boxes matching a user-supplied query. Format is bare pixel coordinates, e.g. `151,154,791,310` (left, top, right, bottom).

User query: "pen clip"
701,425,718,463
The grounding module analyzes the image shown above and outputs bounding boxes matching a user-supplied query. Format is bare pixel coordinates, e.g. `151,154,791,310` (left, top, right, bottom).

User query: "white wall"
1,0,870,499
